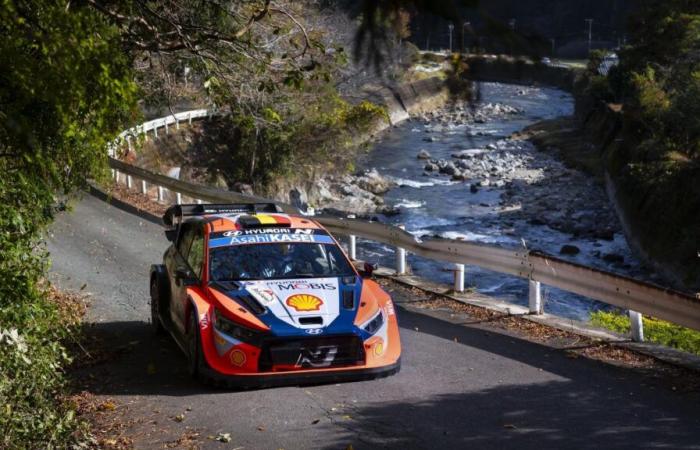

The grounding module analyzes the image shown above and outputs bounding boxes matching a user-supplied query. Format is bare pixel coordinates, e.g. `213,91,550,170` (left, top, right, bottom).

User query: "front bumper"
197,358,401,389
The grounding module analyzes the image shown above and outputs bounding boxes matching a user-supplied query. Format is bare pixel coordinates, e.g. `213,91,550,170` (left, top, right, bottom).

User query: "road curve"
47,194,700,449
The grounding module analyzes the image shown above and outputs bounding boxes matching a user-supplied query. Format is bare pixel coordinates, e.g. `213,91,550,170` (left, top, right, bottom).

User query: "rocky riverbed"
354,82,648,320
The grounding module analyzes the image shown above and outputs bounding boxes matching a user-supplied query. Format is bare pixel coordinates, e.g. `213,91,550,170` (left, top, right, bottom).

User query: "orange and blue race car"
150,203,401,387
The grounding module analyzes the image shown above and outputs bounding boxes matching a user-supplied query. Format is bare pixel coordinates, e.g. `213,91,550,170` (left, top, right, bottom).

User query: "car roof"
204,213,323,235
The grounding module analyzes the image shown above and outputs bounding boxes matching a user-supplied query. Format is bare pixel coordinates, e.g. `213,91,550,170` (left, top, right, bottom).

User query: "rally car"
150,203,401,387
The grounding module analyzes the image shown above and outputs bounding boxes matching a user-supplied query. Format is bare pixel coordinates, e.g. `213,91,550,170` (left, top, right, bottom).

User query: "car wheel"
187,312,202,378
150,277,165,335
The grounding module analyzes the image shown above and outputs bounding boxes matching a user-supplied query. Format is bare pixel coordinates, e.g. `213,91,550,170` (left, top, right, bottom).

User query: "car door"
169,222,197,333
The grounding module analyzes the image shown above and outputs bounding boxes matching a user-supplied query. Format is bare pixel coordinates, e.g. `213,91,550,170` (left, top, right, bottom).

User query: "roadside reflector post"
454,263,465,293
396,224,407,275
141,180,147,194
126,175,133,189
176,192,182,205
348,214,357,260
629,310,644,342
157,186,164,203
529,280,543,315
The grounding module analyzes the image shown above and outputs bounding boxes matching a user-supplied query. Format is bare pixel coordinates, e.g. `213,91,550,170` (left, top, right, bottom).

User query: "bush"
591,311,700,355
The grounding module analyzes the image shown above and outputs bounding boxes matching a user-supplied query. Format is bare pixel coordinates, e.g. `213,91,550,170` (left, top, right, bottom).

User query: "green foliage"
0,1,138,447
591,311,700,356
192,91,388,190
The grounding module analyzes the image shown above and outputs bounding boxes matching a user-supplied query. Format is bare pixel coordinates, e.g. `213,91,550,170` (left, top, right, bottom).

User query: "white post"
141,180,147,194
529,280,543,314
165,120,169,134
157,186,164,202
111,169,116,180
176,118,180,130
396,225,407,275
176,192,182,205
454,264,465,293
114,170,120,183
629,310,644,342
153,126,158,139
126,175,133,189
188,112,192,125
196,199,203,204
347,214,357,261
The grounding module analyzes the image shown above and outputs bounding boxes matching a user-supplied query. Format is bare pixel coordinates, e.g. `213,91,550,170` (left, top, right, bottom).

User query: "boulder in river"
469,184,479,194
417,149,431,160
354,168,396,195
439,162,458,176
560,244,581,256
603,253,625,264
424,162,439,172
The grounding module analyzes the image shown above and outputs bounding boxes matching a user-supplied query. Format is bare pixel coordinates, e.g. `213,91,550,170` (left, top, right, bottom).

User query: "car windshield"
209,243,355,281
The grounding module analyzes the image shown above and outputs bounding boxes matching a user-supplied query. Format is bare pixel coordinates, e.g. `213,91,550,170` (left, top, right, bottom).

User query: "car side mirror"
165,229,177,242
359,262,378,278
174,267,197,286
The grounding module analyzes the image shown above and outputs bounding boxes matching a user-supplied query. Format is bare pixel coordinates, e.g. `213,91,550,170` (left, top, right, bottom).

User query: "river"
357,82,648,321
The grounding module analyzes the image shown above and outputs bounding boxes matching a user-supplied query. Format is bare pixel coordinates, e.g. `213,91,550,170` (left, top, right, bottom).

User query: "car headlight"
361,309,384,335
213,309,264,345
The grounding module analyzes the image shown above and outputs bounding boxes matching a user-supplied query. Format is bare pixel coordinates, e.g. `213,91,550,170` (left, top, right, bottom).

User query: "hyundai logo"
304,328,324,335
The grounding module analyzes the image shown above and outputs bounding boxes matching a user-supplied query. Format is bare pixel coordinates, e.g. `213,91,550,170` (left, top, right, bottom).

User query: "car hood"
236,277,359,336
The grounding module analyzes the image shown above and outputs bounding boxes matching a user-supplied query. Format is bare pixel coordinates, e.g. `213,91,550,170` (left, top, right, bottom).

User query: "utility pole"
448,23,454,53
585,18,594,54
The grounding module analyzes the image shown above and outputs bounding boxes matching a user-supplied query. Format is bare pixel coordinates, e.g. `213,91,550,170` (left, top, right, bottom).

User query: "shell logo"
230,349,246,367
286,294,323,312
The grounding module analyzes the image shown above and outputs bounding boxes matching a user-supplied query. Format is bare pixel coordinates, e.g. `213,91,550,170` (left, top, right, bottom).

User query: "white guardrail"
106,109,700,342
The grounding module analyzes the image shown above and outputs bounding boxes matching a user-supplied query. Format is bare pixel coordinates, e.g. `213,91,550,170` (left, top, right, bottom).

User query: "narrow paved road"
48,194,700,449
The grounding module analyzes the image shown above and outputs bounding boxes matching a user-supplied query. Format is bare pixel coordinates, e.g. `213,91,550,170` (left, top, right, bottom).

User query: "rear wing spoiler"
162,203,283,228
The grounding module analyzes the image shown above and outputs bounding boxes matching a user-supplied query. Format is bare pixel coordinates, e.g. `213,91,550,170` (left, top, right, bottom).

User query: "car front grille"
258,335,365,372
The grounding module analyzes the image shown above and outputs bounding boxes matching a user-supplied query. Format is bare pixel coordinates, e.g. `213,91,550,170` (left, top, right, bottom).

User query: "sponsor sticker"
209,233,334,248
286,294,323,312
273,282,337,291
384,301,395,317
304,328,324,335
247,286,277,305
230,349,247,367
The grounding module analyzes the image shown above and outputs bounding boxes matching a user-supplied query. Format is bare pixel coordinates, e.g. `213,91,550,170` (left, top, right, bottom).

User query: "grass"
591,311,700,356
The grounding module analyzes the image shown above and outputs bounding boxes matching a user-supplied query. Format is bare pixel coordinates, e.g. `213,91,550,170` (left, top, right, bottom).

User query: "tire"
187,312,203,379
150,277,166,335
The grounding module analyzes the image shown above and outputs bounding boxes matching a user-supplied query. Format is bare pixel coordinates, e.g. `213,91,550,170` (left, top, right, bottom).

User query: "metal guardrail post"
454,264,465,293
188,112,192,125
126,175,133,189
165,120,169,134
396,225,407,275
176,192,182,205
529,280,543,314
141,180,147,194
111,169,116,179
153,126,158,139
629,310,644,342
157,186,164,203
176,118,180,130
347,215,357,260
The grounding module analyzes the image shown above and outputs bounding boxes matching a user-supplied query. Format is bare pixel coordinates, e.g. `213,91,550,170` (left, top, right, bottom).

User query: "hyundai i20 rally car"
150,203,401,387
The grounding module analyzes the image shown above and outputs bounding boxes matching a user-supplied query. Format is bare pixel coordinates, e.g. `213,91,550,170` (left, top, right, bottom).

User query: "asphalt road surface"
48,194,700,449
